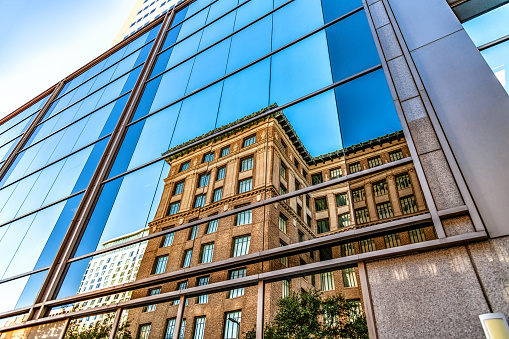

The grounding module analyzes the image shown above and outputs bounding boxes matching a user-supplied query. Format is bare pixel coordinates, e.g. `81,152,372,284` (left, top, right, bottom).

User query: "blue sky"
0,0,138,118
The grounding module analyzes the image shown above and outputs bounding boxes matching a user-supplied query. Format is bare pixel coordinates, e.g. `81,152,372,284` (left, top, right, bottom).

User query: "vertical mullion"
31,11,176,319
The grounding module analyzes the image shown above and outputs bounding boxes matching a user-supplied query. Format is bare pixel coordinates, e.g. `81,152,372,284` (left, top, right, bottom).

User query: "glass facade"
0,0,456,337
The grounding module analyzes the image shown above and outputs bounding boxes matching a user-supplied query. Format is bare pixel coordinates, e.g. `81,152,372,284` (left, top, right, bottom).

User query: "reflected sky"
463,3,509,47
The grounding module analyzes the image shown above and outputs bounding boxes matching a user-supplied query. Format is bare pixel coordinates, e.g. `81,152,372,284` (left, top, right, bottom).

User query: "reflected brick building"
126,107,433,338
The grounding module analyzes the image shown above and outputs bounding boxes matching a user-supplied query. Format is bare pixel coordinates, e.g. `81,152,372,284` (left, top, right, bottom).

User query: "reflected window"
173,281,188,306
198,173,210,187
330,168,342,179
303,169,308,179
368,156,382,168
228,268,246,298
182,249,193,267
360,239,376,253
389,149,404,162
295,179,301,191
294,158,299,169
352,187,365,202
307,215,312,227
280,241,288,266
312,173,323,185
241,156,254,171
355,208,370,224
213,188,223,202
224,311,242,339
162,232,175,247
243,135,256,147
384,234,401,248
376,202,393,219
280,163,287,179
138,324,151,339
281,140,287,154
306,195,310,208
181,161,190,172
197,276,209,304
342,268,357,288
206,219,218,233
236,209,252,225
373,180,388,196
282,280,290,298
238,178,252,193
193,316,206,339
400,195,418,214
194,194,206,208
169,201,180,215
279,214,288,233
320,272,335,291
200,243,214,263
336,193,348,207
409,228,426,243
297,204,302,218
341,243,355,257
280,184,287,196
174,181,185,195
221,146,230,157
189,225,199,240
395,173,411,190
317,219,330,234
232,235,251,257
165,319,177,339
143,288,161,312
349,162,361,174
338,213,351,228
217,166,226,180
153,255,168,274
203,152,214,163
315,197,328,211
298,231,304,242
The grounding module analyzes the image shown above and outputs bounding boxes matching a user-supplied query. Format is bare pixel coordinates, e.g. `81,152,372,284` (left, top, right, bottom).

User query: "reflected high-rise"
1,0,509,338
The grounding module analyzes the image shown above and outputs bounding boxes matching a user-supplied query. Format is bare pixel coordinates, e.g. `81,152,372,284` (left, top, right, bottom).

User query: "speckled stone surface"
377,23,403,61
369,1,390,29
367,247,489,339
443,215,475,236
420,150,464,210
401,97,442,155
387,56,419,101
468,237,509,316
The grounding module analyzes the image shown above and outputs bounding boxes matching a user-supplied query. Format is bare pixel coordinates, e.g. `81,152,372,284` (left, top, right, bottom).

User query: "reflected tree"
245,289,368,339
64,314,132,339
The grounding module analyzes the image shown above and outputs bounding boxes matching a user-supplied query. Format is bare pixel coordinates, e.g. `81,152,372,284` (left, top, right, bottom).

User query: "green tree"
64,314,132,339
244,289,368,339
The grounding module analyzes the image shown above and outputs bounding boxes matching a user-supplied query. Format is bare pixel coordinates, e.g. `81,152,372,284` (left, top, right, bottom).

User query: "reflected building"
125,107,434,338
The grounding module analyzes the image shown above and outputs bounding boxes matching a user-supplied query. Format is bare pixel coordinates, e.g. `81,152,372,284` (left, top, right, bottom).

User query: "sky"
0,0,139,119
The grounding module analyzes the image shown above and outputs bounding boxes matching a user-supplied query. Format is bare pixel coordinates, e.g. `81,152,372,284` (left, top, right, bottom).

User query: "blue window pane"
178,4,210,42
321,0,362,24
226,16,272,72
161,24,183,53
152,47,174,77
270,30,333,105
0,270,48,313
185,0,212,20
217,58,270,127
463,3,509,47
233,0,272,29
481,40,509,94
169,83,222,148
166,30,202,69
335,69,401,147
0,137,20,162
272,0,325,50
325,10,380,82
198,11,236,51
133,76,164,121
75,161,169,257
281,89,342,157
71,138,110,193
171,7,189,28
110,102,181,178
206,0,238,24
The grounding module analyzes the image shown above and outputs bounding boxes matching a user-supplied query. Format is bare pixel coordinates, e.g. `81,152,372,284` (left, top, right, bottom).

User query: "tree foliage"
244,289,368,339
64,314,132,339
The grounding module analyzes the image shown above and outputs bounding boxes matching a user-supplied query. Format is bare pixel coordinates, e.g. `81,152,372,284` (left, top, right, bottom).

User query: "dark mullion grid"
28,10,178,322
170,0,221,31
53,38,158,102
0,83,64,183
0,230,486,332
133,4,364,127
156,0,254,58
0,110,41,148
36,62,145,128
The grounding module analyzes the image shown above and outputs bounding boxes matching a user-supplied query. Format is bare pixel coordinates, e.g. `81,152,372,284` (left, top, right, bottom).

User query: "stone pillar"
364,183,378,222
386,174,402,215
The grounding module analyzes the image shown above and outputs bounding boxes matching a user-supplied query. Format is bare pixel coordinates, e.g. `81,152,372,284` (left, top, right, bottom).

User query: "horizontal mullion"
18,91,131,155
0,267,49,286
0,110,40,143
157,0,255,57
0,134,111,195
108,63,381,185
37,63,145,127
135,4,364,126
73,155,410,263
2,231,486,330
478,33,509,51
168,0,221,32
54,38,156,102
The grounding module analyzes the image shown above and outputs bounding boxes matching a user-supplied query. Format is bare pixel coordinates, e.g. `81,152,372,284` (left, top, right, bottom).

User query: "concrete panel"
376,24,403,61
367,247,489,338
411,30,509,237
369,1,390,29
468,236,509,316
387,0,463,51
